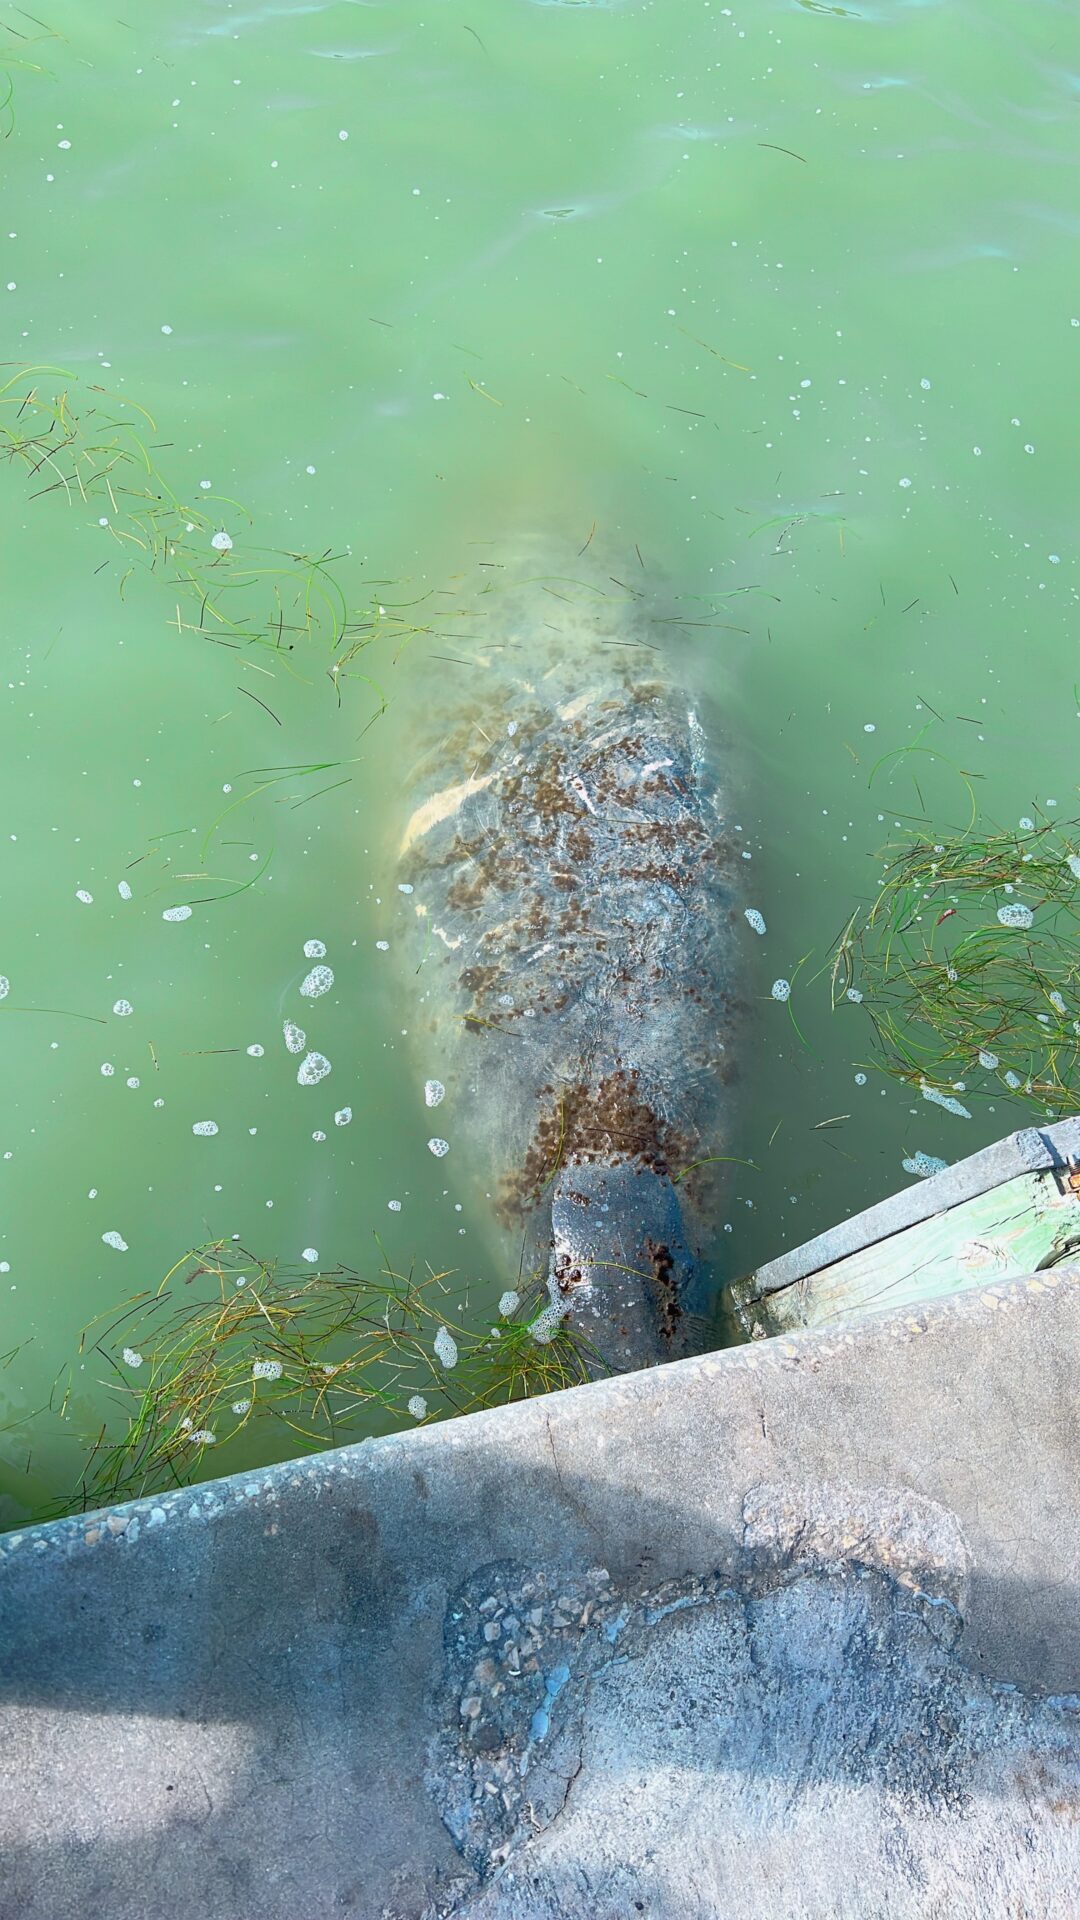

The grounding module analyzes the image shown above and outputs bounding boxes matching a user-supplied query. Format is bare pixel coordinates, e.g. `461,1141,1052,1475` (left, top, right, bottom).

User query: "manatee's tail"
540,1160,701,1374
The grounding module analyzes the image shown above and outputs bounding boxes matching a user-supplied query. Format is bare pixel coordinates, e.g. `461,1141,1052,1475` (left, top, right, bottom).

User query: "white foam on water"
433,1326,458,1369
101,1230,128,1251
112,999,133,1017
997,903,1034,929
117,881,132,901
302,1248,318,1262
297,1051,331,1086
978,1049,999,1070
122,1347,143,1368
334,1107,352,1126
532,1300,570,1345
771,979,791,1002
192,1120,219,1137
498,1290,520,1317
304,938,327,958
0,977,8,1000
246,1044,264,1057
162,905,192,922
283,1021,306,1054
299,964,334,999
424,1079,445,1108
76,889,93,905
407,1394,427,1419
252,1358,282,1381
744,909,766,935
427,1136,449,1157
920,1081,971,1119
902,1152,949,1179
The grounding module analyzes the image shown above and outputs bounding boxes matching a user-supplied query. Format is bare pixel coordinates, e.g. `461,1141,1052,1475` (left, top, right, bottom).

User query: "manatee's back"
397,609,740,1367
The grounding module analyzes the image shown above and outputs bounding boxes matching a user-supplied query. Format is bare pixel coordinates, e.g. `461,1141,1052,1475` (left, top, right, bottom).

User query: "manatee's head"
544,1158,700,1374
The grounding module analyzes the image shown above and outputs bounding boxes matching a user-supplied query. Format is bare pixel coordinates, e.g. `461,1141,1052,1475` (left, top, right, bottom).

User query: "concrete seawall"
2,1270,1080,1917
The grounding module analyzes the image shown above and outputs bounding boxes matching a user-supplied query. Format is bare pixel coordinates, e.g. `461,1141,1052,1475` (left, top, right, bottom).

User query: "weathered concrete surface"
3,1272,1080,1918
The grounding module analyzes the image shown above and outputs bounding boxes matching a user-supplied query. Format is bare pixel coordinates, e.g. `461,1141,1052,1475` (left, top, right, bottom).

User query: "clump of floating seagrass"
834,815,1080,1118
0,16,59,141
0,366,405,699
67,1243,597,1514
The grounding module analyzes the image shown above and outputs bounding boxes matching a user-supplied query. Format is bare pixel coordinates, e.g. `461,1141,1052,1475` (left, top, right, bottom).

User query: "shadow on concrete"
2,1431,1080,1919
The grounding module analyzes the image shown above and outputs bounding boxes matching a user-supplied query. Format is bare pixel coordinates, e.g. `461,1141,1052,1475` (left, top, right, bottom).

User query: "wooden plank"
732,1168,1080,1339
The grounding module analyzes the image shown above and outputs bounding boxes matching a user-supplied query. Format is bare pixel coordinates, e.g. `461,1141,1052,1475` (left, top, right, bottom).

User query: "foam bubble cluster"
433,1326,458,1369
997,903,1034,930
424,1079,445,1108
297,1051,331,1086
902,1152,949,1180
744,908,766,936
532,1301,570,1344
300,965,334,999
427,1136,449,1157
920,1081,971,1119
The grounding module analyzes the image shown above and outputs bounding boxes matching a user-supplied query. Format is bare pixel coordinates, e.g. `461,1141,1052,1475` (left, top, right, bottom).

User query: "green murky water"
3,0,1079,1519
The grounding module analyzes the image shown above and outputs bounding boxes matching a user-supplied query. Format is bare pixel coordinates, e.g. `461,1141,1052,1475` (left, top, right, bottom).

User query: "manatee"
395,557,741,1373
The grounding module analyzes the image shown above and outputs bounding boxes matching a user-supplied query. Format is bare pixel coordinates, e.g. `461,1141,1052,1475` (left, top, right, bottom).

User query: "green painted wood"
733,1169,1080,1338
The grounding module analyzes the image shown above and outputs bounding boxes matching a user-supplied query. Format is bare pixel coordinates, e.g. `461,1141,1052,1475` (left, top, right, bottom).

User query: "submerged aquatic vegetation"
1,367,360,654
0,366,417,696
0,11,61,141
65,1242,597,1515
834,817,1080,1117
